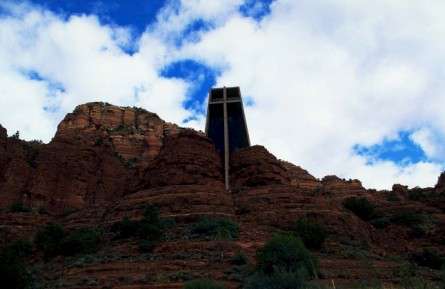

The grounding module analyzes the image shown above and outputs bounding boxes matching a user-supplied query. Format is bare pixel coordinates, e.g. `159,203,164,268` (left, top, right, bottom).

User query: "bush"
9,202,31,213
35,224,102,258
231,251,249,266
111,217,139,239
392,212,426,226
244,271,306,289
7,240,33,258
342,197,376,221
0,240,33,289
60,228,102,256
408,187,428,201
256,233,317,278
191,218,239,240
293,218,327,250
411,249,444,270
370,217,391,229
386,192,401,202
111,205,163,241
34,223,65,259
391,212,433,237
138,239,157,253
183,279,226,289
111,205,163,253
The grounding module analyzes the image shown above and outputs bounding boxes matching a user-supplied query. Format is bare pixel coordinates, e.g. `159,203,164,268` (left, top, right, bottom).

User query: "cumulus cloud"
411,128,445,162
0,2,193,141
1,0,444,189
175,0,445,188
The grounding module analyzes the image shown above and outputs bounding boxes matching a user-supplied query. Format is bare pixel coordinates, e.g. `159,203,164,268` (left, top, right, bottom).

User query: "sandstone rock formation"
0,102,443,289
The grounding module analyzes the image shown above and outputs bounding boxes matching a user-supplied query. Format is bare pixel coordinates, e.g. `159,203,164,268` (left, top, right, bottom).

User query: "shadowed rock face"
0,102,444,288
436,172,445,194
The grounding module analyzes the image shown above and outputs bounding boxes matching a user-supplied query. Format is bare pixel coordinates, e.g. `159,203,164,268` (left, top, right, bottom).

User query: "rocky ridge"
0,102,444,288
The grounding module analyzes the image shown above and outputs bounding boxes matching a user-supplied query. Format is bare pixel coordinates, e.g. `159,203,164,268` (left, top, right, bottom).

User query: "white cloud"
0,2,193,142
411,128,445,162
1,0,445,189
175,0,445,188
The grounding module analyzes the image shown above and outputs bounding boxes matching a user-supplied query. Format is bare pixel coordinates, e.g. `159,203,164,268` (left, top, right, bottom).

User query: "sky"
1,0,445,189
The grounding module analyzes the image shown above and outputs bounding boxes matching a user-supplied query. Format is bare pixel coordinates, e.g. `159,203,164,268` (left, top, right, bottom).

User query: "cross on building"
205,86,250,190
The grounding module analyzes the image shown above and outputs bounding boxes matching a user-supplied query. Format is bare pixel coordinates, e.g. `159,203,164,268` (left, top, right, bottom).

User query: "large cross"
205,86,251,190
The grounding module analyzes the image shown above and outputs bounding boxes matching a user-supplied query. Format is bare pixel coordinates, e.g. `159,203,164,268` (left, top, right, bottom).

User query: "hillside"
0,102,444,289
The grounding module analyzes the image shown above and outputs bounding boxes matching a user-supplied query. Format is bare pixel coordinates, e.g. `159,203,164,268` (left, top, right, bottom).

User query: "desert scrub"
392,212,435,237
292,217,327,250
9,202,31,213
35,224,102,258
410,248,444,270
34,223,65,259
244,271,307,289
191,217,239,240
0,240,33,289
183,279,226,289
231,251,249,266
59,228,103,256
343,197,376,221
111,205,163,252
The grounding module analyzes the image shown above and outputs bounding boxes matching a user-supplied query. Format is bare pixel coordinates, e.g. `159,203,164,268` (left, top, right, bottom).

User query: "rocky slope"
0,102,444,288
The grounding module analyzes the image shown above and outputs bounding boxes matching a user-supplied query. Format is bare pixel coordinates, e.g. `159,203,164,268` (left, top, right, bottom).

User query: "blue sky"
1,0,444,189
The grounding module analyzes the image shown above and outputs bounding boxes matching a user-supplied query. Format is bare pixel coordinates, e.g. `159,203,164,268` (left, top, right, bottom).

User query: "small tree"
11,131,20,140
256,233,317,277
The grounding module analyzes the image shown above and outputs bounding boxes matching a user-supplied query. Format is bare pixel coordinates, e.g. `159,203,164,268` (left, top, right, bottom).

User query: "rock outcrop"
0,102,443,289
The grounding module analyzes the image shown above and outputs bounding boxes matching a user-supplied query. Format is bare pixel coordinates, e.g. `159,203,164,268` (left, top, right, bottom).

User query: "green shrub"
0,253,31,289
370,217,391,229
392,212,426,226
35,224,103,258
138,239,157,253
60,228,102,256
231,251,249,266
7,240,33,258
0,240,33,289
139,205,162,241
183,279,226,289
191,218,239,240
342,197,376,221
391,212,434,238
386,192,401,202
111,205,163,241
9,202,31,213
293,218,327,250
244,271,306,289
411,249,444,270
34,223,65,259
395,263,438,289
111,205,163,253
408,187,428,201
111,217,139,239
256,233,317,278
